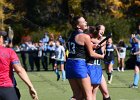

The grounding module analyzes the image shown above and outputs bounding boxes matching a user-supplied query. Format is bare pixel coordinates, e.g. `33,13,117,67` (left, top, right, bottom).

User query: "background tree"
1,0,139,44
0,0,14,30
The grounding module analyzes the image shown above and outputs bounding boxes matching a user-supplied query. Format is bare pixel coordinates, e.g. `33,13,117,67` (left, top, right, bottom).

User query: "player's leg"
88,65,102,100
121,58,125,72
60,62,66,81
68,79,83,100
130,65,139,88
92,84,99,100
117,58,121,71
99,75,111,100
78,75,93,100
107,62,113,84
54,61,60,81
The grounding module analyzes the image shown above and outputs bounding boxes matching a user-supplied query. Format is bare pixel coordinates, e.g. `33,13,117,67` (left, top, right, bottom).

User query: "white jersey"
55,45,65,61
118,47,126,58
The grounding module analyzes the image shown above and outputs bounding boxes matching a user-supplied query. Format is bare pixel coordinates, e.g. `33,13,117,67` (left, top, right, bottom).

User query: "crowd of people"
13,33,65,70
12,32,67,81
0,14,140,100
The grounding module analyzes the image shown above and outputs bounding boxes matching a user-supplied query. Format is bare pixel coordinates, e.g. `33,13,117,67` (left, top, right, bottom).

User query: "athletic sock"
107,73,112,81
62,70,66,80
133,73,139,86
103,96,111,100
55,69,60,77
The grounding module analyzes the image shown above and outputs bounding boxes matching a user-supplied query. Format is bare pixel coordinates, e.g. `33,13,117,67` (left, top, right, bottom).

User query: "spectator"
49,33,54,41
20,42,28,71
58,35,65,45
14,45,20,52
26,41,38,71
38,40,48,71
48,40,56,70
41,32,49,43
33,43,40,71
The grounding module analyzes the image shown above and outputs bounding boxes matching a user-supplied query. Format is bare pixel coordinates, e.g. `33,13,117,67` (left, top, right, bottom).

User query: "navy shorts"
55,60,65,65
0,87,18,100
66,58,88,79
87,64,102,85
135,61,140,66
104,60,114,65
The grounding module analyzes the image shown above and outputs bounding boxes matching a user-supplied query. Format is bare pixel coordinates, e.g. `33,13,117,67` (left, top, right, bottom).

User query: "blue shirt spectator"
41,32,49,43
58,35,65,44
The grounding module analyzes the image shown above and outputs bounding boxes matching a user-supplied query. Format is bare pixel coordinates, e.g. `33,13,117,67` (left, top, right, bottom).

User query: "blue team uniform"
66,30,88,79
104,44,115,64
87,49,103,84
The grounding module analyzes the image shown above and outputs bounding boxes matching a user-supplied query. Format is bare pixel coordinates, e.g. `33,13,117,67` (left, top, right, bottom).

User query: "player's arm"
91,38,99,49
133,51,140,55
114,45,120,62
10,49,38,100
133,44,140,55
13,63,38,100
91,38,100,44
62,46,66,61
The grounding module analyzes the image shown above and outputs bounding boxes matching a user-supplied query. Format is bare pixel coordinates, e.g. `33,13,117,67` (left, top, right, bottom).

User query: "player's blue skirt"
87,64,102,85
66,58,88,79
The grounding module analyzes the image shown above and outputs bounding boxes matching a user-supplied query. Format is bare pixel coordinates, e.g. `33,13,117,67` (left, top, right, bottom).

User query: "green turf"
15,70,140,100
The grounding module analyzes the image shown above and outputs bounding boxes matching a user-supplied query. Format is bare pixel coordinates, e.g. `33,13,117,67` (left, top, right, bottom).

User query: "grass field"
15,69,140,100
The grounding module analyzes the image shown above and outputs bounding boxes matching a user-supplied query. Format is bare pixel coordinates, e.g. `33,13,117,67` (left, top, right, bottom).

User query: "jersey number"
93,59,101,65
68,42,75,54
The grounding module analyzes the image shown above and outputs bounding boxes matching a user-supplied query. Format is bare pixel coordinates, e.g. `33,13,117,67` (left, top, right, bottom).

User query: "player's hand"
101,53,105,59
29,87,38,100
96,44,102,49
131,52,135,56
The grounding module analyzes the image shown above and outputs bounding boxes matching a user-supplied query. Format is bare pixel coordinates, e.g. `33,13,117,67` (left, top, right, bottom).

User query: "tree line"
0,0,140,44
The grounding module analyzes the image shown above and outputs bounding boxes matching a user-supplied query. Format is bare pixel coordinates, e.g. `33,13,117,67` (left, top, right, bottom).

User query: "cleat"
110,75,113,82
107,80,111,84
117,67,120,72
121,68,124,72
129,84,138,88
108,75,113,84
57,75,60,81
69,97,76,100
